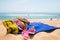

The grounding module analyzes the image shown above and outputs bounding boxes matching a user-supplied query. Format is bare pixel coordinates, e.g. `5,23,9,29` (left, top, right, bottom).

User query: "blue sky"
0,0,60,12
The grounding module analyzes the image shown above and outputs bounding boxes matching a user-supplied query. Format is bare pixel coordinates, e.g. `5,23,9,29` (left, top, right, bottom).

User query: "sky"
0,0,60,12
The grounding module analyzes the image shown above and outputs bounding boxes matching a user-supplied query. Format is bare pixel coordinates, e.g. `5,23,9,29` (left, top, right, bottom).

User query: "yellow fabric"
3,20,19,34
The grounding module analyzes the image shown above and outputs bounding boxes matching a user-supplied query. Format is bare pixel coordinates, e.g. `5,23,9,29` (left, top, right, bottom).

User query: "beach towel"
22,22,57,39
27,22,56,33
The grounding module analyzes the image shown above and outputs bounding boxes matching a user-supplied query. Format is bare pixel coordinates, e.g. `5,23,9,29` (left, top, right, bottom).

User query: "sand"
0,19,60,40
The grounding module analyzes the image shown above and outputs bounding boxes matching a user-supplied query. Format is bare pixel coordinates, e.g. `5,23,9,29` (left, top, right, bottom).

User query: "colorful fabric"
13,19,25,30
2,18,58,39
3,20,19,34
22,22,57,39
22,30,30,39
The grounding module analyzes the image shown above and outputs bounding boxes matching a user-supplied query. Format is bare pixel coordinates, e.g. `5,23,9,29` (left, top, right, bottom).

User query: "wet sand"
0,19,60,40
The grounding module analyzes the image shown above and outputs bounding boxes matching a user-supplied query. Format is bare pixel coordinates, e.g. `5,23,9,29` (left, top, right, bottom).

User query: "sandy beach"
0,19,60,40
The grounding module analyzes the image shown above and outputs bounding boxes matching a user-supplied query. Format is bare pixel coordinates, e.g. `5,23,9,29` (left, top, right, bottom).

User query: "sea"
0,12,60,20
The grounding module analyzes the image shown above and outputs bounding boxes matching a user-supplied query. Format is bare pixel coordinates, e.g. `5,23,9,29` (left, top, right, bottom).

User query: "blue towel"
27,22,56,34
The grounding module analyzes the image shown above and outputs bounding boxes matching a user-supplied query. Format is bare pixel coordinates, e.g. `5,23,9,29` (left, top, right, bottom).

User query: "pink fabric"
28,26,35,34
22,30,30,39
22,27,35,39
14,20,24,30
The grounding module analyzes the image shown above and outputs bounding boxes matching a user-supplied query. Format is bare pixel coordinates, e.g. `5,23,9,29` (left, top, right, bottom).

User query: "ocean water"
0,12,60,20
